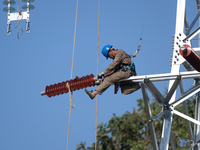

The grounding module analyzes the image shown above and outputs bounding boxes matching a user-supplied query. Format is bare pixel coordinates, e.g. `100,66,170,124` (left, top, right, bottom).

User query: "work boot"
85,89,95,100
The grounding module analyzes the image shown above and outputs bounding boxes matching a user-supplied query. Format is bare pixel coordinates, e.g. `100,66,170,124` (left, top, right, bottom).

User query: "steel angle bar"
175,0,186,33
143,78,165,104
170,84,200,107
183,26,200,42
173,109,200,126
164,76,181,104
187,142,200,150
152,111,165,122
179,71,200,79
160,108,173,150
119,71,200,83
119,73,177,83
197,0,200,10
185,10,200,35
141,84,159,150
182,61,194,71
193,81,200,150
170,132,176,150
187,145,193,150
179,80,194,142
193,48,200,52
183,101,194,142
183,74,200,80
184,10,189,32
187,140,200,150
179,80,184,94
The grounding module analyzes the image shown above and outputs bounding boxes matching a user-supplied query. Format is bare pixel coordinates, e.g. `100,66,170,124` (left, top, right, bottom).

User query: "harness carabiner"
131,38,142,58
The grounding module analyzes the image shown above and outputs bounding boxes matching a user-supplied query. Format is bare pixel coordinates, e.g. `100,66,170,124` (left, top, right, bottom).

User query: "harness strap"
120,60,136,76
123,60,135,70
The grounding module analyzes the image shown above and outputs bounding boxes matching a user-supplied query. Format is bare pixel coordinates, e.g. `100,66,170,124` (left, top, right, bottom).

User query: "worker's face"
108,50,115,59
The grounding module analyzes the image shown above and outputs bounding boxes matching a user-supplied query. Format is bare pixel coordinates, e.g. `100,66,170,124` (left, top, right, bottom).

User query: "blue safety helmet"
102,45,113,59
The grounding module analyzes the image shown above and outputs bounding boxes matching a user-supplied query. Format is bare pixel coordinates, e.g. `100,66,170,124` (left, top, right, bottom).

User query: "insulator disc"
3,0,16,5
3,7,16,12
22,4,35,10
22,0,35,3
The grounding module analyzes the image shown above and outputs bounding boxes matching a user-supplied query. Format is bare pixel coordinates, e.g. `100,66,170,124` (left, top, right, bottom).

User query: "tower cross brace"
121,0,200,149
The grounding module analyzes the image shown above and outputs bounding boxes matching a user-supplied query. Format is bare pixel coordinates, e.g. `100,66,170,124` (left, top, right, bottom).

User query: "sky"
0,0,199,150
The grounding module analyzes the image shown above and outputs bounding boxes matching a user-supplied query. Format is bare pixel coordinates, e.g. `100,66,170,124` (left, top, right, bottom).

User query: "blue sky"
0,0,199,149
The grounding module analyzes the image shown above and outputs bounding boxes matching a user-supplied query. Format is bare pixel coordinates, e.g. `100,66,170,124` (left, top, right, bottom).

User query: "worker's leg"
95,70,131,95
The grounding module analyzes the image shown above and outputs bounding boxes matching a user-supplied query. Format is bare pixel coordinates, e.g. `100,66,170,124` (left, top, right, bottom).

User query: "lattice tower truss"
120,0,200,149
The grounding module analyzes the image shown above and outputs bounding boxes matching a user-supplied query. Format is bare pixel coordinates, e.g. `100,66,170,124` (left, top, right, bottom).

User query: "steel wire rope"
95,0,100,149
66,0,78,149
132,0,148,57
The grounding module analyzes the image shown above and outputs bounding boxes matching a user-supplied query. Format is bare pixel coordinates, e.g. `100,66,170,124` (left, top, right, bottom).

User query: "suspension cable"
66,0,79,149
132,0,148,57
95,0,100,149
140,0,148,40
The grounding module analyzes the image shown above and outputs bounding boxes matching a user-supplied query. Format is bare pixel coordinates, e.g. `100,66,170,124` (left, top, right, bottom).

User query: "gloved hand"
98,72,104,77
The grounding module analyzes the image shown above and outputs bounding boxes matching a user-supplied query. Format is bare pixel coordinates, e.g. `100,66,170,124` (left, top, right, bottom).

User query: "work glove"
98,72,104,77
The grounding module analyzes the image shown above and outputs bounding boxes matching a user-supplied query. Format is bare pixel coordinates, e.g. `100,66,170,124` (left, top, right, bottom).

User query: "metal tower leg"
194,80,200,149
141,83,159,150
160,106,173,150
179,81,194,142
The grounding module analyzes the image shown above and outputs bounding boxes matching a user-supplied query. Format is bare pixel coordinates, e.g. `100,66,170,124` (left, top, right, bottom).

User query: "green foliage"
76,92,195,150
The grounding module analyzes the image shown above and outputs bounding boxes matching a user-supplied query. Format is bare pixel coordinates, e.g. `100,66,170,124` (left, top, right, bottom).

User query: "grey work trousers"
95,70,132,95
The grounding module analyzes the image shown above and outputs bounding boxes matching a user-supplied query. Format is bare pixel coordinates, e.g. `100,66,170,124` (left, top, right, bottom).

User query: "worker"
85,45,140,99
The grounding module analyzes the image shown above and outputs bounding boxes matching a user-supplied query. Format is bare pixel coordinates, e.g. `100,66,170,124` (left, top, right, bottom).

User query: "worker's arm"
104,50,122,76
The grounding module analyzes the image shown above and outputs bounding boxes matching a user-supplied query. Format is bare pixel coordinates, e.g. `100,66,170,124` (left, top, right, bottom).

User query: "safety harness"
123,60,135,70
120,60,136,76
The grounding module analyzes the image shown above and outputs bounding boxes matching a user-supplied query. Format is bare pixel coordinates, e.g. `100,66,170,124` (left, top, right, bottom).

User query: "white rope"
66,83,75,150
66,83,75,108
95,0,100,149
70,0,79,80
66,0,79,149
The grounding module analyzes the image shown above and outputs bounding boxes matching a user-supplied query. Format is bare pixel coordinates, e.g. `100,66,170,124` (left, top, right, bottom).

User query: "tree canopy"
76,93,195,150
